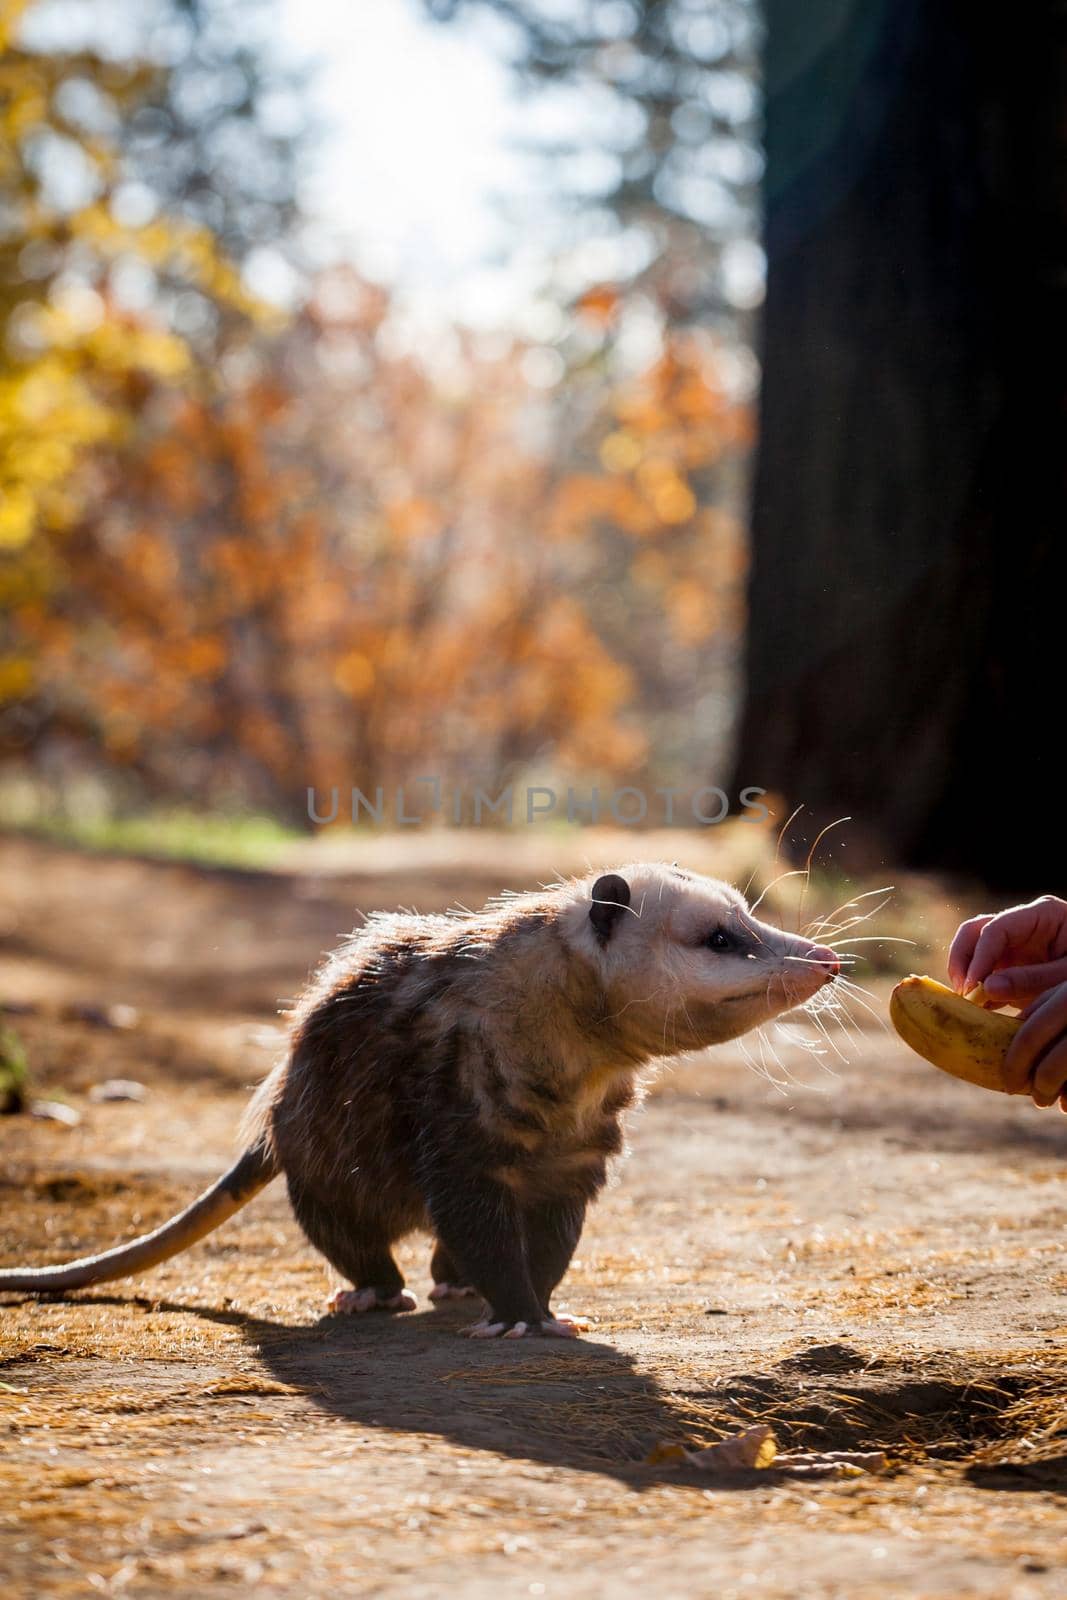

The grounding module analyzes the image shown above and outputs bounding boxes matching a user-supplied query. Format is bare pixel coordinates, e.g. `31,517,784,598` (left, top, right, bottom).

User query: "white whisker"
833,978,891,1033
749,867,808,917
797,815,851,932
756,1028,790,1095
806,1006,850,1063
815,897,894,942
773,803,805,875
802,885,895,938
824,993,864,1046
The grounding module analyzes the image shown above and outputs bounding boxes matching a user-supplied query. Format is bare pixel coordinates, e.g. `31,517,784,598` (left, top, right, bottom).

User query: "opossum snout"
778,939,839,1005
805,942,840,978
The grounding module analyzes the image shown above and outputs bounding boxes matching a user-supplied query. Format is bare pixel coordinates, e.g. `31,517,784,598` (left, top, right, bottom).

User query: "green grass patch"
1,807,300,869
0,1022,29,1113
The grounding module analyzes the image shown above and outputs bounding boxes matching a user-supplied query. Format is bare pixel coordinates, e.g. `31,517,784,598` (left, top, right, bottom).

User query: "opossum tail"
0,1142,277,1294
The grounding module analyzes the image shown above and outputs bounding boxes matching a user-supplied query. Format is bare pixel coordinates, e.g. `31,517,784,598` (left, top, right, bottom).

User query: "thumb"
983,957,1067,1001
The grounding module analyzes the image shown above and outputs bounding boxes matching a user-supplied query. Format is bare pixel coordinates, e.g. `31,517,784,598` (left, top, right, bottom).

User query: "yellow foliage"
598,430,643,473
0,2,33,52
0,655,32,700
0,6,266,561
333,651,376,699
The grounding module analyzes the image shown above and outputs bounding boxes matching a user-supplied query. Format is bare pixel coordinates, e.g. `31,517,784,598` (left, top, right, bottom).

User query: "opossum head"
561,862,839,1058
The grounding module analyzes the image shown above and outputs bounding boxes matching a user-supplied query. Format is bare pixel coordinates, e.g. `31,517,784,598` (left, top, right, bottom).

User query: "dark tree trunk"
734,0,1067,891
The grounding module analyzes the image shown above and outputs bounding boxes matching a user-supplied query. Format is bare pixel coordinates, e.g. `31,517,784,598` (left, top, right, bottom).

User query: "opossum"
0,863,839,1338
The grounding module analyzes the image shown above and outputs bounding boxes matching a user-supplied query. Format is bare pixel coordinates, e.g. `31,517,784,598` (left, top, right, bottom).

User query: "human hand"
1002,981,1067,1110
947,896,1067,1009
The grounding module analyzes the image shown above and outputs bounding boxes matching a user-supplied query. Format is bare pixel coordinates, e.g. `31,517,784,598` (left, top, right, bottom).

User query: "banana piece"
964,982,1000,1009
890,975,1022,1093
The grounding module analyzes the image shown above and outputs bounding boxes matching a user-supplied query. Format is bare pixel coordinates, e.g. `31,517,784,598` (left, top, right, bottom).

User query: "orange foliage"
3,270,752,819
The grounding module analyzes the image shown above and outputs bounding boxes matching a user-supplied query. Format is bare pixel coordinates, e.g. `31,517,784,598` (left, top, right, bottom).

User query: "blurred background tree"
426,0,763,334
432,0,1066,888
735,0,1067,888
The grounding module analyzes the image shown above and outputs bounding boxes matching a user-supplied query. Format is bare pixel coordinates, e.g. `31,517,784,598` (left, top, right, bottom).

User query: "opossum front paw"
328,1287,417,1315
463,1317,514,1338
429,1281,479,1301
542,1312,589,1336
463,1316,541,1339
462,1316,585,1340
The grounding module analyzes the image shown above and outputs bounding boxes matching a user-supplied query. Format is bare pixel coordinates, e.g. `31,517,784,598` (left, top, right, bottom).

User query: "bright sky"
276,0,539,324
19,0,762,331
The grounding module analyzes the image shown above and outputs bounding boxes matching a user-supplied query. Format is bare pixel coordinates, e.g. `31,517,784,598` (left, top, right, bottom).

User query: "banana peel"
890,975,1021,1093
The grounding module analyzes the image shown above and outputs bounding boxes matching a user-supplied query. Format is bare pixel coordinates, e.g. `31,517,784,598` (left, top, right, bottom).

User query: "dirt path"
2,835,1066,1598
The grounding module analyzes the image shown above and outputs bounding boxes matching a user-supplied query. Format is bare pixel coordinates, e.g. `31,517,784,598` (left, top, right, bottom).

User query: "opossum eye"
705,928,733,952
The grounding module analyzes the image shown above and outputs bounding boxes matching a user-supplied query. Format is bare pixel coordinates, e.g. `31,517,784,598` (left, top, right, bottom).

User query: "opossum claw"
465,1318,513,1339
429,1281,478,1301
328,1287,417,1315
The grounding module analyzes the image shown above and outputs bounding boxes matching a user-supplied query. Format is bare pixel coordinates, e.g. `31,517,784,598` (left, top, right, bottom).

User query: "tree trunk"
733,0,1067,890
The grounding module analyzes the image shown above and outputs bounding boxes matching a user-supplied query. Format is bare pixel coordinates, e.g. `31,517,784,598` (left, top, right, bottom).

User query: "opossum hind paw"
328,1287,417,1315
429,1280,479,1301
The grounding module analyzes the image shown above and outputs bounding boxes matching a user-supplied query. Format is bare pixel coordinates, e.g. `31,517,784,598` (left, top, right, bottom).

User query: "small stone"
107,1005,141,1031
89,1079,147,1103
61,1002,140,1030
29,1099,81,1126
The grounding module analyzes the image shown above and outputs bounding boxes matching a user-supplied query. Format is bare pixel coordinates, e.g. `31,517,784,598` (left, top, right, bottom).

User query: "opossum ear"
590,873,631,941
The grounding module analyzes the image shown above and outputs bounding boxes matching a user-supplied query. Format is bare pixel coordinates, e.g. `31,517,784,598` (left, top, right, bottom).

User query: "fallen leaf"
689,1425,778,1472
645,1442,688,1465
647,1427,888,1478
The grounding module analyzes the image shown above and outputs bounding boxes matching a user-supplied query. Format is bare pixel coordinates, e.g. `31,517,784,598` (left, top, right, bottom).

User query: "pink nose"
806,943,840,978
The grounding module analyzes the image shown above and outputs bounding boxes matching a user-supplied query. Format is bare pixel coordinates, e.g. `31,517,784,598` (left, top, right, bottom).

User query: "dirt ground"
2,832,1066,1599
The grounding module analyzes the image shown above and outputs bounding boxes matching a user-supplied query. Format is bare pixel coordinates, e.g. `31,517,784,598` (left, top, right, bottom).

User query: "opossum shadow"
83,1293,753,1490
965,1458,1067,1495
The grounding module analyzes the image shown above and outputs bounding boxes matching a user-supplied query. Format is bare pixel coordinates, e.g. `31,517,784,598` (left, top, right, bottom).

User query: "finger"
947,916,992,991
966,897,1067,991
1020,984,1067,1021
1032,1038,1067,1108
983,956,1067,1005
1003,987,1067,1093
963,911,1034,991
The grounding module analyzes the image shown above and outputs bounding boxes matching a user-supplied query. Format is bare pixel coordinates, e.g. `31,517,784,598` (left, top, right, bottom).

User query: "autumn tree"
4,264,751,820
0,0,302,760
